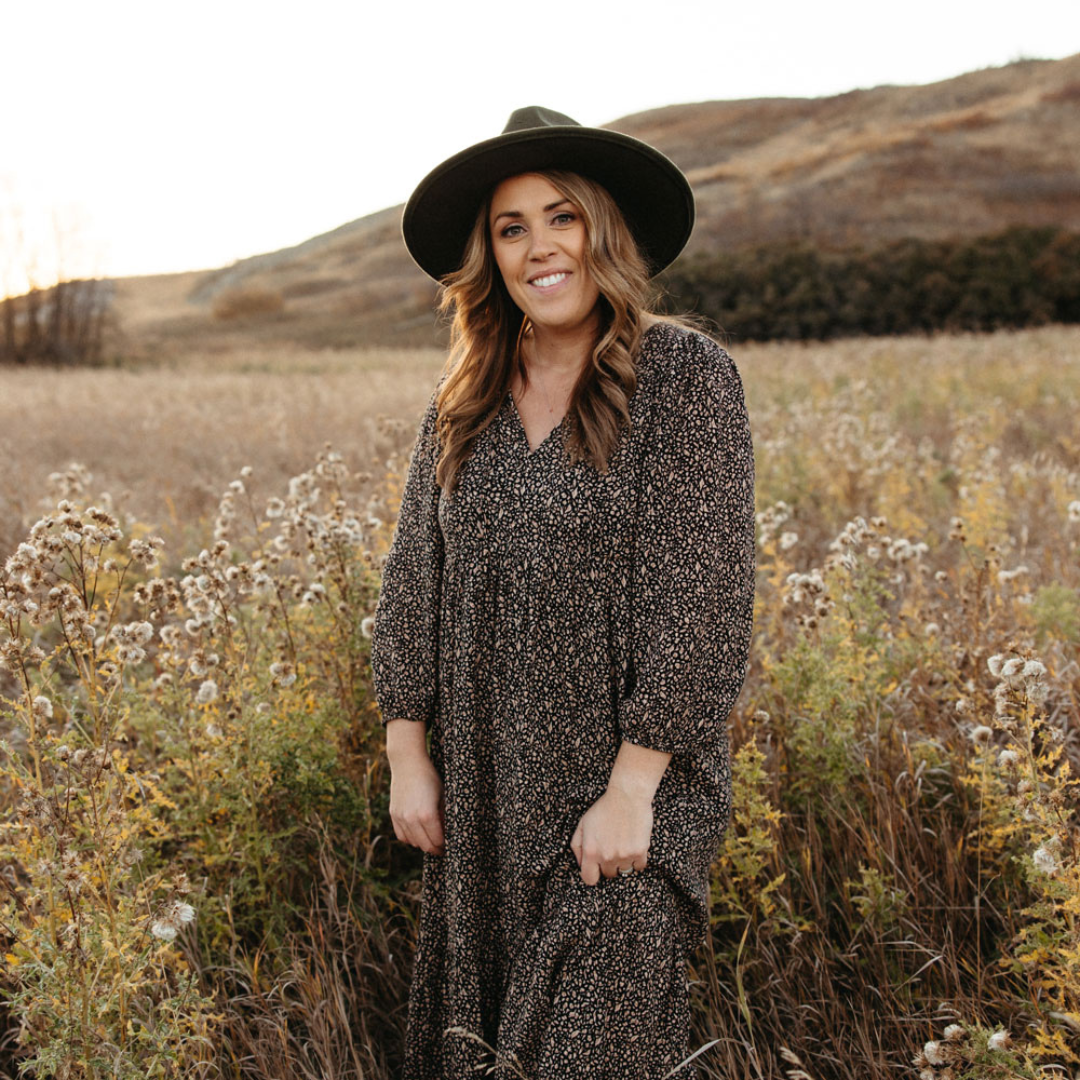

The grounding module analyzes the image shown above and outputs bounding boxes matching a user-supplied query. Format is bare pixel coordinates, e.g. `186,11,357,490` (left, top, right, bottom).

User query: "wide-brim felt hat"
401,105,695,282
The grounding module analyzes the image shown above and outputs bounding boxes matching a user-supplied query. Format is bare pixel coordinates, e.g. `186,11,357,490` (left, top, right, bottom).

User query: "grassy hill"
114,53,1080,355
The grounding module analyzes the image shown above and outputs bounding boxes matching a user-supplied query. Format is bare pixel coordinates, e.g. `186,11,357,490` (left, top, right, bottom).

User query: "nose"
527,223,557,262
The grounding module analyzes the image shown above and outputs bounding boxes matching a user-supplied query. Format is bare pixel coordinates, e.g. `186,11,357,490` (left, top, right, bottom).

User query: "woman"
371,106,756,1079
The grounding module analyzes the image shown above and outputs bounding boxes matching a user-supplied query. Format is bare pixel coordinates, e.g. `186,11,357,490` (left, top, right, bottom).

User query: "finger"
570,823,583,866
392,816,414,847
420,817,445,855
425,808,446,850
415,832,443,856
578,846,604,881
402,816,440,855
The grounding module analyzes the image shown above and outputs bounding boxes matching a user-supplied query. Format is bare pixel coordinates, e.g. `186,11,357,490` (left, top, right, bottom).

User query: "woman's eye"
553,212,575,225
500,223,525,238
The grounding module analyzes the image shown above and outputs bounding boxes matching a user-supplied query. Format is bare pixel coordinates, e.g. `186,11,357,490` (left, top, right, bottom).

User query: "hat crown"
502,105,580,135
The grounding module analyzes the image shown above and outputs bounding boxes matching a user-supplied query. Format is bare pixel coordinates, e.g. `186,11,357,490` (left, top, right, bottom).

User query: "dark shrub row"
0,278,113,365
658,226,1080,342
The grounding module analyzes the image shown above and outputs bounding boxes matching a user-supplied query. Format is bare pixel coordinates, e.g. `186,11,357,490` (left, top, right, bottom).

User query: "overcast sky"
1,0,1077,294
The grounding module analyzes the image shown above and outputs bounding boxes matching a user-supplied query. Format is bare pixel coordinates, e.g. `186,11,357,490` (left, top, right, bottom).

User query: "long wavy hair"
433,169,673,495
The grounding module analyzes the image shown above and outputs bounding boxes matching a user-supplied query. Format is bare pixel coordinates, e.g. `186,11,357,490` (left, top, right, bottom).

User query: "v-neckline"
507,389,566,458
503,322,664,458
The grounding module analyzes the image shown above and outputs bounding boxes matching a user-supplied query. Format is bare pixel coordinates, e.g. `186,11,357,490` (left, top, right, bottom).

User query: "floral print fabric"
372,322,756,1078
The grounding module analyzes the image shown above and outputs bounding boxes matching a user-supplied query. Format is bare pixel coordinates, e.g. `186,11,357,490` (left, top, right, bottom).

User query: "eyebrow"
491,199,572,224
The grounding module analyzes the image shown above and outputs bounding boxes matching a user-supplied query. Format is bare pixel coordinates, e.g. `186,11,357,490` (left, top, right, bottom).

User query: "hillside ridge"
116,53,1080,348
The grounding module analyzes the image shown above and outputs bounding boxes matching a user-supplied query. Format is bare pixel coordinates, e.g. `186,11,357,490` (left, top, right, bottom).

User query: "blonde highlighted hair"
432,169,677,495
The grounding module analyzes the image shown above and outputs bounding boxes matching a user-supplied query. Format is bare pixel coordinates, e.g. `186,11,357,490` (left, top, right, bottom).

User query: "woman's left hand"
570,784,654,886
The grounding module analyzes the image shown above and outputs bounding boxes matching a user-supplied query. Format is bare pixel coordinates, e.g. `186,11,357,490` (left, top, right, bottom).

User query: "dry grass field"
6,323,1075,554
0,344,446,559
2,322,1080,1079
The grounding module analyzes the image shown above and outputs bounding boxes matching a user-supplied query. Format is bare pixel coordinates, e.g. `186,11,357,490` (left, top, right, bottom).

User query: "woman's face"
488,173,601,339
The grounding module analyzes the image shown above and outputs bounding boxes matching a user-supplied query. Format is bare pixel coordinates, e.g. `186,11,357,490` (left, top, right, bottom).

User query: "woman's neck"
524,318,598,377
523,312,658,374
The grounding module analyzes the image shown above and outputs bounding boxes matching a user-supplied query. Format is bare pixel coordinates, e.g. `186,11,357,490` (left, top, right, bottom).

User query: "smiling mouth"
528,272,570,289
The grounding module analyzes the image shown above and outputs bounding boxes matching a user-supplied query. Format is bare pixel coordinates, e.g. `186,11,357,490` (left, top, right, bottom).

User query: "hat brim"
401,126,695,282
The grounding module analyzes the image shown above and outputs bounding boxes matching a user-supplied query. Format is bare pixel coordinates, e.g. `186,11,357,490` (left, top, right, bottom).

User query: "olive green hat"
401,105,695,282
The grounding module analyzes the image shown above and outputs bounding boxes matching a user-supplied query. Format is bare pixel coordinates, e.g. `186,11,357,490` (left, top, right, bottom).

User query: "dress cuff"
374,692,434,728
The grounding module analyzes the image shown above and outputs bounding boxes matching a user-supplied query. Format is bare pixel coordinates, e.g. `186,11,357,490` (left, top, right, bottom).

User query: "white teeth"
530,272,568,288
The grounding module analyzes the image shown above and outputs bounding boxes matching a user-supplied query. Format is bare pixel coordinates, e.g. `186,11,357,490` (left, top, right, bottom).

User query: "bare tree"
0,183,113,365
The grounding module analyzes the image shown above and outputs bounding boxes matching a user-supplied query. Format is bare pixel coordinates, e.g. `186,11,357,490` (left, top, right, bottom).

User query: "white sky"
1,0,1077,295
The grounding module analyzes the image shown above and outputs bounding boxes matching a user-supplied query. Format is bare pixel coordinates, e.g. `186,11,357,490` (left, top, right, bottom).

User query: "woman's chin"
519,300,602,337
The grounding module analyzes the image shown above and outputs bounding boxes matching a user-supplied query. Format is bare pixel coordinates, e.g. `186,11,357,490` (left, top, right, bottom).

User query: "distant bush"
211,285,285,321
0,279,113,365
659,226,1080,342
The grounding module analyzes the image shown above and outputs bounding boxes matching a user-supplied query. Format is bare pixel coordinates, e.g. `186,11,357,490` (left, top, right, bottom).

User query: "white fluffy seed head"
1027,681,1049,705
195,680,219,705
923,1040,947,1066
1033,845,1059,875
1000,658,1025,684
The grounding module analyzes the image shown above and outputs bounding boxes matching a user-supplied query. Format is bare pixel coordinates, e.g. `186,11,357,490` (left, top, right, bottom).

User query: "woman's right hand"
386,721,446,856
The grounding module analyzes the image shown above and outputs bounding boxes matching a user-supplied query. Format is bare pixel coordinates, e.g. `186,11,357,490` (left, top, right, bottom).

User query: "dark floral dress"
371,322,756,1079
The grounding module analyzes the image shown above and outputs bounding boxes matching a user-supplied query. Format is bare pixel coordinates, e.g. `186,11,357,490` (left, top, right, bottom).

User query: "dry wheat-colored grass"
6,323,1078,556
0,345,446,556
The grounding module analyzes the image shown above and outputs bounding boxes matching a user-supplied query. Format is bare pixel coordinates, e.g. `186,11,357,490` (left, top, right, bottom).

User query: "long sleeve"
371,385,444,728
616,333,756,758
